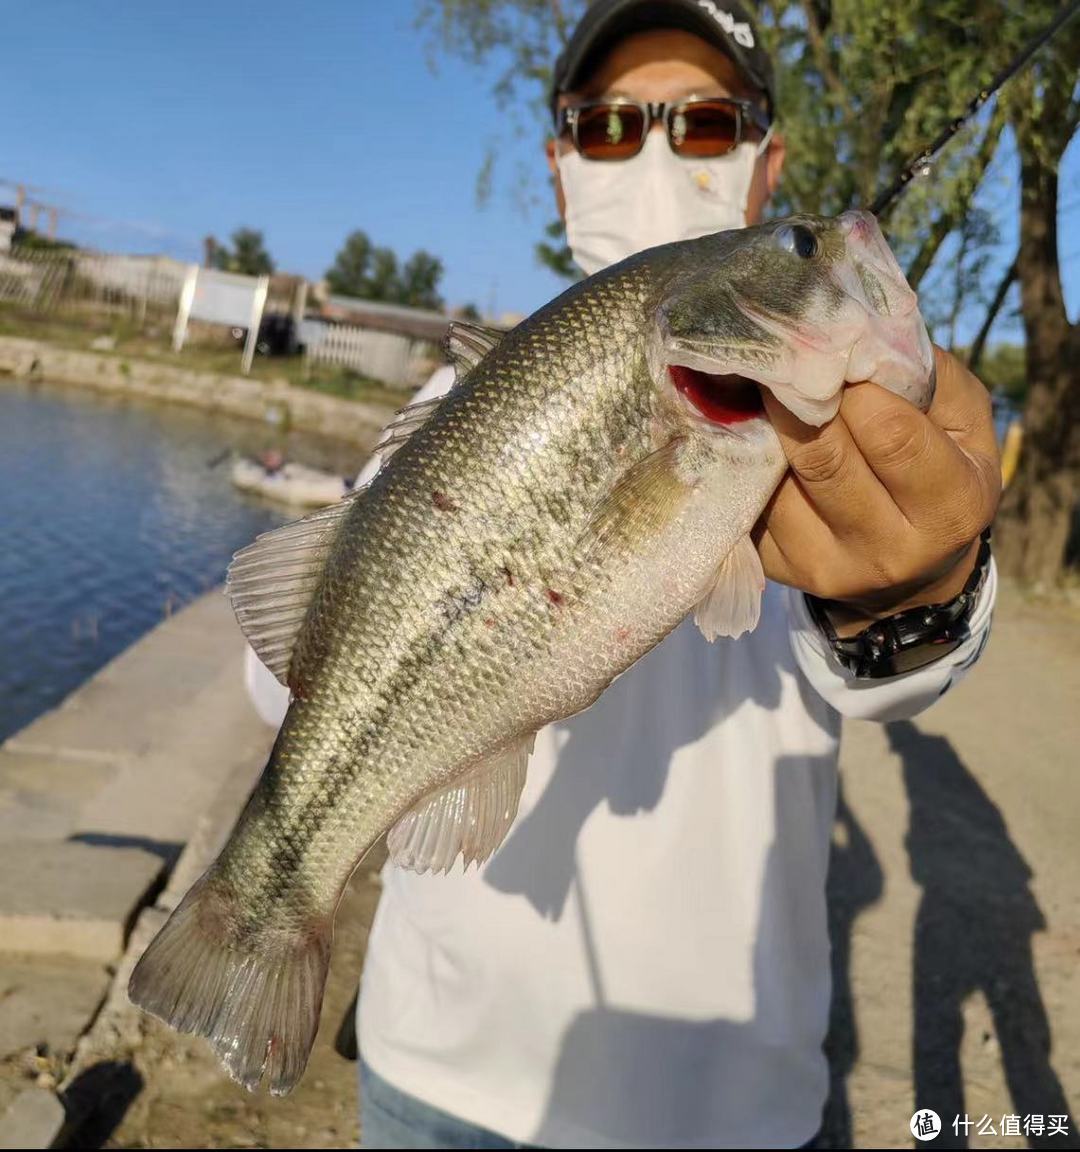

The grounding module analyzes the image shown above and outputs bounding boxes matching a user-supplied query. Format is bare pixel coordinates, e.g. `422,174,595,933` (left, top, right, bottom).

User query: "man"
252,2,1001,1146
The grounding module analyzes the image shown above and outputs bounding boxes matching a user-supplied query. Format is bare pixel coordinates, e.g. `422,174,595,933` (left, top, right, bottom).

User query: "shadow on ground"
62,1060,144,1147
823,720,1073,1150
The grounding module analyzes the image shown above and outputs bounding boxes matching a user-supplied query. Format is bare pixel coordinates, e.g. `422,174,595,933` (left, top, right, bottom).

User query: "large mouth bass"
130,210,933,1094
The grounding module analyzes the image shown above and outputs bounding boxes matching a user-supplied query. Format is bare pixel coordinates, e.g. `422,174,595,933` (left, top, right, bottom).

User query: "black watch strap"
805,529,992,680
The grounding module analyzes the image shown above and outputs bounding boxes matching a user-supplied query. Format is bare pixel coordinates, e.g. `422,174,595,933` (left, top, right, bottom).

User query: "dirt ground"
77,860,384,1150
74,583,1079,1150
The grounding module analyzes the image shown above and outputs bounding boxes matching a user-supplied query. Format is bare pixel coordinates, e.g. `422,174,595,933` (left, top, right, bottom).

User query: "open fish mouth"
668,364,765,426
655,212,935,428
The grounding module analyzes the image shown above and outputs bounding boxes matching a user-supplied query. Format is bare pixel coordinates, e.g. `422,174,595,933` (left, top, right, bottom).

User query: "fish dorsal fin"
387,734,535,875
694,534,765,641
226,492,362,685
373,396,444,463
446,320,503,380
374,322,503,466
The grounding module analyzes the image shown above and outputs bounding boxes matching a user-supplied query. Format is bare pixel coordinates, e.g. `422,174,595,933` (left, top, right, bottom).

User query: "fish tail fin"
128,872,332,1096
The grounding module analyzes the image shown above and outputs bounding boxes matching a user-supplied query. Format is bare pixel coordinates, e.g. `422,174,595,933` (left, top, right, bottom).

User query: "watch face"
876,634,965,678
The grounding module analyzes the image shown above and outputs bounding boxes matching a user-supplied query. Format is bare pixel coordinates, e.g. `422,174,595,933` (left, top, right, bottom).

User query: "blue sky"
2,1,1077,333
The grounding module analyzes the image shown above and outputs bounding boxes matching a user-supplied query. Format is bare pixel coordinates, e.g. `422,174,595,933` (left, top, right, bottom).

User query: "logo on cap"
695,0,756,48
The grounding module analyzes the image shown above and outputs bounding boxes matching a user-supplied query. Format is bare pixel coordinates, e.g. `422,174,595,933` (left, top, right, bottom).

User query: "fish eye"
775,224,819,260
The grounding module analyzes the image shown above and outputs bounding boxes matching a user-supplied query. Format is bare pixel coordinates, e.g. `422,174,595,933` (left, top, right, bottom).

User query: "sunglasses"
556,96,772,162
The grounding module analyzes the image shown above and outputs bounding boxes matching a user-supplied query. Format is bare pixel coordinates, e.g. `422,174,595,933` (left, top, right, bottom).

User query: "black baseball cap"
550,0,776,121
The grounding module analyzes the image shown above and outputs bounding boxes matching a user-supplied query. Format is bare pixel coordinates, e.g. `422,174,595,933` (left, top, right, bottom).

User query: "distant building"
0,206,17,254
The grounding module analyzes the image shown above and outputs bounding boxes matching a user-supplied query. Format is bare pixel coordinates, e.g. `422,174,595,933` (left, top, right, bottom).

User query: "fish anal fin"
387,734,535,875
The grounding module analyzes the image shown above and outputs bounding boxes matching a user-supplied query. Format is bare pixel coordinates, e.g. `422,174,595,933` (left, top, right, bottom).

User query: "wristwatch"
805,529,993,680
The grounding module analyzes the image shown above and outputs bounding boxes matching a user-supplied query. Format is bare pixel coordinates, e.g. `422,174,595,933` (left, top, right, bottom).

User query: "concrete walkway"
5,583,1078,1148
0,590,275,1146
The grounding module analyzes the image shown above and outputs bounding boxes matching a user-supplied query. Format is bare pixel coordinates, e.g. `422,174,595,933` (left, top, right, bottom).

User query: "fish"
128,209,934,1095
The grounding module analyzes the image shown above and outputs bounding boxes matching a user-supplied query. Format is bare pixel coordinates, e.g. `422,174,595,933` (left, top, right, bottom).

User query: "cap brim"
553,0,773,112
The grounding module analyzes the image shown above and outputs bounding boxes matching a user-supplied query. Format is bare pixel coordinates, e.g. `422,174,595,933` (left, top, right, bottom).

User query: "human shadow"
530,752,837,1149
819,782,885,1149
61,1059,144,1147
890,720,1073,1149
485,591,789,920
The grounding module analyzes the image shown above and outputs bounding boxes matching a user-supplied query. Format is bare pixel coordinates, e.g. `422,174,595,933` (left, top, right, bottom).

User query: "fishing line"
869,0,1080,217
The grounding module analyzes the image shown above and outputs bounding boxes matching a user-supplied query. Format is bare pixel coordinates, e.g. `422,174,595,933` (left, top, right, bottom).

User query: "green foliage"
399,251,445,309
417,0,1028,287
535,218,578,281
323,231,373,298
325,230,445,310
418,0,1076,348
415,0,584,105
918,206,999,346
753,1,1046,284
13,230,77,253
975,342,1026,401
417,0,587,279
212,228,275,276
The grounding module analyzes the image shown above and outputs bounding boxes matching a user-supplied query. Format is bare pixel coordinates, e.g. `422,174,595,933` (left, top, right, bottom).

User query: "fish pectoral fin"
446,320,504,380
582,440,690,555
226,492,362,686
694,535,766,641
387,734,535,875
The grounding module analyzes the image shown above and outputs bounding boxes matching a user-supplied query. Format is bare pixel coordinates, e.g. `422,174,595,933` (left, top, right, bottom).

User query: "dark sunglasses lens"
575,104,645,159
670,101,739,157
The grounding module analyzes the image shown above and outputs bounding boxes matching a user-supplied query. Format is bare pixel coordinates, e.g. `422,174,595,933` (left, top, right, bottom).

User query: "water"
0,380,372,744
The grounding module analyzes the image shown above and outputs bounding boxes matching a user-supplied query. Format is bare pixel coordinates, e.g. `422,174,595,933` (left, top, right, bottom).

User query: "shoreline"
0,335,405,1145
0,591,277,1147
0,334,396,445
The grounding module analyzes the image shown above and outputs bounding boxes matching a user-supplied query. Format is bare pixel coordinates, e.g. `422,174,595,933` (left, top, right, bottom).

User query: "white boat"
231,457,351,508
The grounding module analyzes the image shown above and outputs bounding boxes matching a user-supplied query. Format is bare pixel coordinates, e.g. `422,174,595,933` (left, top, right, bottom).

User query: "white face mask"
557,128,770,276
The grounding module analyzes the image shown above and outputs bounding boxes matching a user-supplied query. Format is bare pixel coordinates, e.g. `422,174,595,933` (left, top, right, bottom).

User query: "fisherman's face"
546,28,784,226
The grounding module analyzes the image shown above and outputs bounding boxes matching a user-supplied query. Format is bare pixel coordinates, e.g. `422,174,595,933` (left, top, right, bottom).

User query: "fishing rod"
870,0,1080,217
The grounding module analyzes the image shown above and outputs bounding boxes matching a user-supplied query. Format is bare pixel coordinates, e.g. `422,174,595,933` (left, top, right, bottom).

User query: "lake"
0,380,372,744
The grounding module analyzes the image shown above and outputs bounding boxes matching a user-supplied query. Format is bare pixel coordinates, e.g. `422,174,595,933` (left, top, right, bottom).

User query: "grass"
0,302,416,410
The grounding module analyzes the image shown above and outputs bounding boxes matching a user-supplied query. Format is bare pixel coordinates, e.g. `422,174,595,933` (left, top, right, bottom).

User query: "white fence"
0,250,52,305
0,246,452,385
0,247,187,316
301,319,439,388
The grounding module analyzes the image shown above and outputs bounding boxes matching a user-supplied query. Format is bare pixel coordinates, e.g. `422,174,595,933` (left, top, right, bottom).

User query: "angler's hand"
753,346,1001,637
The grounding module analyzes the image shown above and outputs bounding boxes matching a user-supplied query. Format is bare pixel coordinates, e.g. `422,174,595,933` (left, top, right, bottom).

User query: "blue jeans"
358,1059,820,1149
359,1059,531,1149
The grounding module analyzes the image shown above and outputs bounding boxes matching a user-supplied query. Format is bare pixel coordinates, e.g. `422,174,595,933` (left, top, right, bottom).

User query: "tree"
324,231,446,309
992,14,1080,587
421,0,1080,583
974,343,1026,403
755,1,1013,288
417,0,586,280
212,227,274,276
368,247,402,301
399,251,445,309
420,1,1009,285
324,230,374,297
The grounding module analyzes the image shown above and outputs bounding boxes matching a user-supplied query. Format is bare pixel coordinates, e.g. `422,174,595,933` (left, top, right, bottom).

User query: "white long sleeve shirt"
246,367,996,1149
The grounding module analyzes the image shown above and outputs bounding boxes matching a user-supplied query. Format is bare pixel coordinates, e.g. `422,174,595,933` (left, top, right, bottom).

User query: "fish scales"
129,212,936,1095
204,263,661,955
